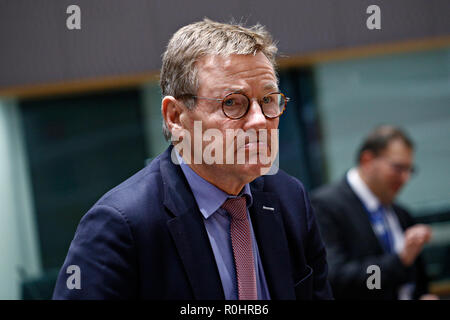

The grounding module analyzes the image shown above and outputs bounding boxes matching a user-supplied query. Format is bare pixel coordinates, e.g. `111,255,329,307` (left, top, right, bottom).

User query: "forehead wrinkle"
221,68,278,93
200,57,275,80
224,66,276,80
197,54,278,96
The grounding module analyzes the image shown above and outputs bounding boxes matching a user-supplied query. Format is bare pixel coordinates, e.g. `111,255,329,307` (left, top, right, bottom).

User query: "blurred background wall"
0,0,449,299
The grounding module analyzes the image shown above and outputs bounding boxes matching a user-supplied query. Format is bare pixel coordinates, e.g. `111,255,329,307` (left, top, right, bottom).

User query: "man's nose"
245,99,267,128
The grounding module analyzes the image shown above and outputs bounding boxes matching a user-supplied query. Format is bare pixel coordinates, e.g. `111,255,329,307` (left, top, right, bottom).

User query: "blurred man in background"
311,125,438,299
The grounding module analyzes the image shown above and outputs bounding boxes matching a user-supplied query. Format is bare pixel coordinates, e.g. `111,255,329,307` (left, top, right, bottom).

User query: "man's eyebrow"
223,84,278,94
264,83,278,91
224,87,245,93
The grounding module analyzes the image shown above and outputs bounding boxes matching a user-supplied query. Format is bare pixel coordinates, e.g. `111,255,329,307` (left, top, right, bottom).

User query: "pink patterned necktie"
222,197,257,300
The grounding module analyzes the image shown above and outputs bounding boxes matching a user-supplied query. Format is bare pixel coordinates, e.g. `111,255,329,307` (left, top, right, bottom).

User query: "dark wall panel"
20,88,147,270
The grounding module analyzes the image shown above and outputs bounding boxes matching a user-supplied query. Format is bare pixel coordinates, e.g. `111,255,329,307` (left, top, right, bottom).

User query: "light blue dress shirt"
176,152,271,300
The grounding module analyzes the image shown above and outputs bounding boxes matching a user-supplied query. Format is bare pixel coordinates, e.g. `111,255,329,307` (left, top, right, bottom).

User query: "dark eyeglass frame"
380,157,417,176
181,91,290,120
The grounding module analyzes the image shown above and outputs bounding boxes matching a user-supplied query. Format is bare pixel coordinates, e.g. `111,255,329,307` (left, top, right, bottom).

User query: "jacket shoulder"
310,179,347,204
90,155,166,224
259,169,307,193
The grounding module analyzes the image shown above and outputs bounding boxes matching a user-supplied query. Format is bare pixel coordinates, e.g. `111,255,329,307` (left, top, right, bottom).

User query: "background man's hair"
356,125,414,163
160,18,278,141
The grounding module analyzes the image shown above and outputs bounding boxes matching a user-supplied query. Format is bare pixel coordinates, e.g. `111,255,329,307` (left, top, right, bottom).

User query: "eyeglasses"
183,92,290,120
381,157,417,176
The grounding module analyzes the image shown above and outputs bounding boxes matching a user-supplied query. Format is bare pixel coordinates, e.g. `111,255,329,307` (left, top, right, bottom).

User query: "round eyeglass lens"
222,93,249,119
262,93,285,118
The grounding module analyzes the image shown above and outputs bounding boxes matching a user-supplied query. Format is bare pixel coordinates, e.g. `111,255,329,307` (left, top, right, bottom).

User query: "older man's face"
179,52,280,182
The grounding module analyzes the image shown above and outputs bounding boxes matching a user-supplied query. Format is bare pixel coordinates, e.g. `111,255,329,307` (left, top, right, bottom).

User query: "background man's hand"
399,224,432,267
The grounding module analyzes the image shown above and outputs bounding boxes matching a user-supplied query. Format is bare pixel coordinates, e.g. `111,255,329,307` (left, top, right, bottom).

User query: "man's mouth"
244,140,267,149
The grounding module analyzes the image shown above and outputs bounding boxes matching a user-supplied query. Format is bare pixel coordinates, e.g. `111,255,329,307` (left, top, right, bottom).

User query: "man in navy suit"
53,19,332,300
311,125,438,300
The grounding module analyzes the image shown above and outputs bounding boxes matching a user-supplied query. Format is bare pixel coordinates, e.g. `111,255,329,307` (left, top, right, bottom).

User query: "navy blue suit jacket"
53,146,332,299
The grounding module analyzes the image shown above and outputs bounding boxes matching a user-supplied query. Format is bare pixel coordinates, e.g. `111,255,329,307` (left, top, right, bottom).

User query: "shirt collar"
176,151,253,219
346,167,381,212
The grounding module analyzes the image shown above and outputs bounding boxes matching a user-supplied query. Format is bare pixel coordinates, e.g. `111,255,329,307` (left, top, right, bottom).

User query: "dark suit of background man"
311,125,438,300
52,18,332,300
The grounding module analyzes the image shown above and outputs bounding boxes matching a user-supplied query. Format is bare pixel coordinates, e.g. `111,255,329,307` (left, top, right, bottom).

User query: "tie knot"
222,197,247,220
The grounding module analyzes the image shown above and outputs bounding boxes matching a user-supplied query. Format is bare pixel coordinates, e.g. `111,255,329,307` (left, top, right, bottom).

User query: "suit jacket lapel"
340,178,384,253
160,146,224,299
249,179,296,299
159,146,297,299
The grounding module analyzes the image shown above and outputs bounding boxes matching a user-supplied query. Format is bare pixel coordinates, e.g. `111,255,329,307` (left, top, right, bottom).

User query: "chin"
383,193,397,205
226,146,276,179
236,162,267,180
391,186,403,198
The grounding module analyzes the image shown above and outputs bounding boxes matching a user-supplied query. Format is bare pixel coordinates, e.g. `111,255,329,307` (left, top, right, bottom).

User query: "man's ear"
161,96,184,139
360,150,376,167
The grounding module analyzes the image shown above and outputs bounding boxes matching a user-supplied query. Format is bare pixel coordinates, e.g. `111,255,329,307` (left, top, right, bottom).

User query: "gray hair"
160,18,278,140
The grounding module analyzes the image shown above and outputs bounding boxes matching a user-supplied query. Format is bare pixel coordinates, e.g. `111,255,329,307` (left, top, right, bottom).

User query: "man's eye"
224,99,235,107
262,96,272,104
